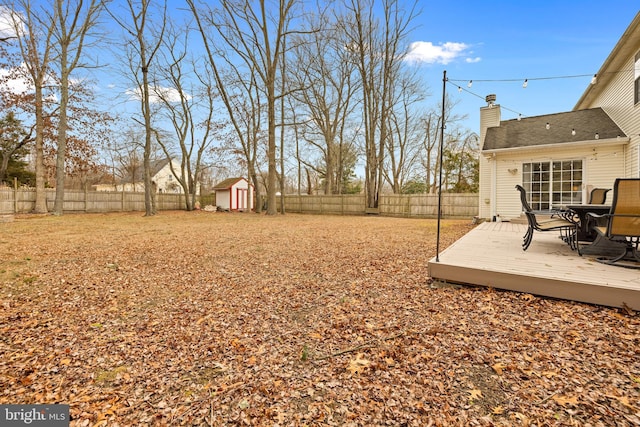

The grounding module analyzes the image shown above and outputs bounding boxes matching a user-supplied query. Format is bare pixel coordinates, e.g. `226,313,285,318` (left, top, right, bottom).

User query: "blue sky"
406,2,639,133
1,1,638,138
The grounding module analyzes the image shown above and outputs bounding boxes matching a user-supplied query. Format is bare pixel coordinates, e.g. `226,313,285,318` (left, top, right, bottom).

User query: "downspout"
491,154,497,220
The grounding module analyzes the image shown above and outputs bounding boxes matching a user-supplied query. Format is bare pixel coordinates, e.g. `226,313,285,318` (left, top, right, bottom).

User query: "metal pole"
436,70,447,262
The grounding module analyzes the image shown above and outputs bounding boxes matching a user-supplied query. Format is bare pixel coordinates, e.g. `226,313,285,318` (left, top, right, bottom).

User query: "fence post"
13,177,18,213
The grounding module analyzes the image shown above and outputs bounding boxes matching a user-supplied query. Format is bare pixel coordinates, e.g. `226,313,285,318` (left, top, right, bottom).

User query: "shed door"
237,188,247,210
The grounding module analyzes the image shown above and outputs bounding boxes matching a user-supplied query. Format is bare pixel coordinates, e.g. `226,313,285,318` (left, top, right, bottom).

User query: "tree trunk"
53,58,69,216
33,84,47,214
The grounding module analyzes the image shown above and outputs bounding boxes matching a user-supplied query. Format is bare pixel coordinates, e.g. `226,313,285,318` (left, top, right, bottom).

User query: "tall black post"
436,70,446,262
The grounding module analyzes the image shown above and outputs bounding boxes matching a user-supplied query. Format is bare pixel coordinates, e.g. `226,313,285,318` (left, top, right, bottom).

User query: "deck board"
428,222,640,310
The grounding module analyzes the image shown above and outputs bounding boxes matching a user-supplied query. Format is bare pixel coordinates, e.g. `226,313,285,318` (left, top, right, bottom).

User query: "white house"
478,11,640,221
212,177,254,211
95,159,184,193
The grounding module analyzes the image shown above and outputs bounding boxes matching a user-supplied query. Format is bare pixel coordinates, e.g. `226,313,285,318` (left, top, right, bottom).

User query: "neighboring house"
95,159,183,193
479,12,640,221
212,177,254,211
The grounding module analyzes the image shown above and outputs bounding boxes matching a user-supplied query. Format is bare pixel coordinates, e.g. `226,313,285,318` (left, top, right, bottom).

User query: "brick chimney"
480,94,500,149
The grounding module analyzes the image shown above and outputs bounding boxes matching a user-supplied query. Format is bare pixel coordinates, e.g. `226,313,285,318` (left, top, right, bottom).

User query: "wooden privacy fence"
0,188,184,214
1,188,478,218
279,193,478,218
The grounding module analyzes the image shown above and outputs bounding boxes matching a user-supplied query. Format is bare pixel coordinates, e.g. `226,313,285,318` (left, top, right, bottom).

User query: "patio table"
565,204,627,257
565,204,611,242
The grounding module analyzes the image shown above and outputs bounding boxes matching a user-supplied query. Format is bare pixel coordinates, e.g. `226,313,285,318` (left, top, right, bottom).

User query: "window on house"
522,160,583,210
635,51,640,105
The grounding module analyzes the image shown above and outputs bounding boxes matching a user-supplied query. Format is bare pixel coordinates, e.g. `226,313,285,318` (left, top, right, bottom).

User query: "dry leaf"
468,389,483,399
552,394,579,406
605,394,638,410
520,293,535,302
492,362,507,375
347,353,371,375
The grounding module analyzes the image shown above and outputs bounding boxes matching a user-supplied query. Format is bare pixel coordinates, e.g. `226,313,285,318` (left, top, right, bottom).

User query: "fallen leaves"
347,353,371,375
552,394,579,406
0,212,639,426
468,388,483,400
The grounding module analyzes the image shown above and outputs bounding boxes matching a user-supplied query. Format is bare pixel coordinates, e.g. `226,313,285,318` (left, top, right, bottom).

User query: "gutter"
481,136,630,157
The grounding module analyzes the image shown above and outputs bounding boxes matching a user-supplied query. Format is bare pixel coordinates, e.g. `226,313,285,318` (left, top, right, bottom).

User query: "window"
522,160,582,210
635,51,640,105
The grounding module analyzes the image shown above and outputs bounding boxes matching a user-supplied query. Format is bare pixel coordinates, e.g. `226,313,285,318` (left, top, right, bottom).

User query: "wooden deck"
428,221,640,310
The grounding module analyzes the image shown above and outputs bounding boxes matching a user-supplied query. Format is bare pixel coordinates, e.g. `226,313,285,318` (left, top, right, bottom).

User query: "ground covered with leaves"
0,211,638,426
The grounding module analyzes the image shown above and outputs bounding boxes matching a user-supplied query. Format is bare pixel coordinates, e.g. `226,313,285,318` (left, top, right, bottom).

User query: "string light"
446,80,524,118
448,69,633,84
447,69,635,128
595,133,599,139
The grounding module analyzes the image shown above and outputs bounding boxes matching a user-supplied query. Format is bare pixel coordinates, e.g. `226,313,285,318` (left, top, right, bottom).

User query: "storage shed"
212,177,254,211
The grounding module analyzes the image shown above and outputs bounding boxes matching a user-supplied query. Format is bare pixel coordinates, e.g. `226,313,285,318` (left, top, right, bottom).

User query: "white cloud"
465,57,482,64
0,5,23,39
0,64,32,94
126,86,191,104
404,41,479,65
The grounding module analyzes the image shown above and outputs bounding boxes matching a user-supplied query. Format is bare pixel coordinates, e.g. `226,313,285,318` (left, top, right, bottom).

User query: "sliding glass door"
522,160,583,210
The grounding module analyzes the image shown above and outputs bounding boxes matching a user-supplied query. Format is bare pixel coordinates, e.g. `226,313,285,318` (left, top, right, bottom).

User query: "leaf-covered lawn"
0,211,638,426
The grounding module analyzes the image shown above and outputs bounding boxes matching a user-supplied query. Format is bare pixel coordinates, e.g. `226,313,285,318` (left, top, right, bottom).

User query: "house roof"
483,107,627,151
119,158,172,184
575,12,640,109
212,177,246,190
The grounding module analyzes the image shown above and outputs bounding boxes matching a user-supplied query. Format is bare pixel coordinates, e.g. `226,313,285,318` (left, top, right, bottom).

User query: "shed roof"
483,107,627,151
212,177,246,190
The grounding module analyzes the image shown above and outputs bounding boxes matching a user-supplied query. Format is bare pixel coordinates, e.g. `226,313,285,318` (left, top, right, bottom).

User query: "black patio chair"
586,178,640,268
515,185,579,252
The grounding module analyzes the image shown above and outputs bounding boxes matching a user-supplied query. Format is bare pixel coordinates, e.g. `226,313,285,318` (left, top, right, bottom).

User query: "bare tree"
152,21,218,211
5,0,58,213
289,8,359,195
187,0,267,212
50,0,104,215
341,0,418,208
420,94,468,193
382,70,427,193
108,0,166,216
188,0,300,215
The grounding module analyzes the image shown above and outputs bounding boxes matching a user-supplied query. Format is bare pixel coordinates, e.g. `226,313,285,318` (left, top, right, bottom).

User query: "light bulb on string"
522,79,528,88
572,129,576,136
467,80,473,88
545,122,550,130
591,74,597,85
458,86,462,93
